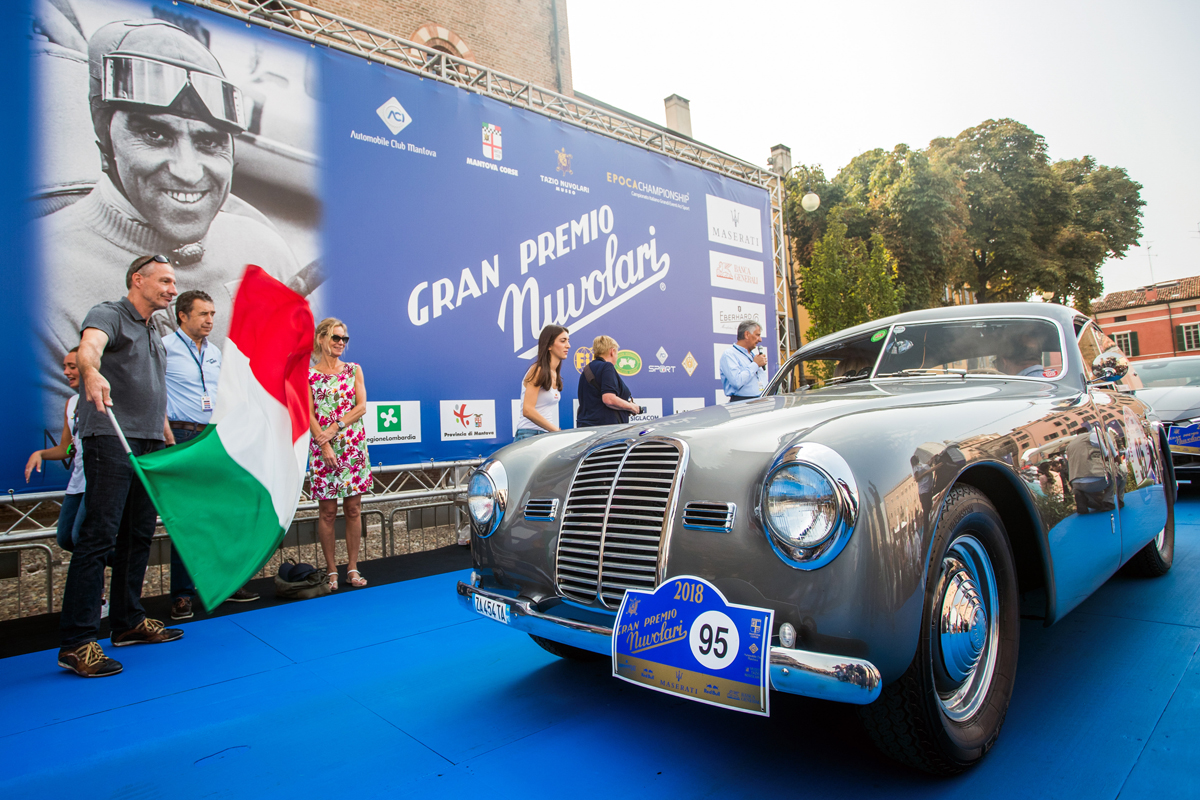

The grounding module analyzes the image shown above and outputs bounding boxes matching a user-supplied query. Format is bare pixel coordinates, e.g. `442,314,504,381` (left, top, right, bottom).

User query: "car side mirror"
1089,350,1129,384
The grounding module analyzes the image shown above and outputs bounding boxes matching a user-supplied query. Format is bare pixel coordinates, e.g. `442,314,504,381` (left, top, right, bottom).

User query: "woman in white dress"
514,325,570,441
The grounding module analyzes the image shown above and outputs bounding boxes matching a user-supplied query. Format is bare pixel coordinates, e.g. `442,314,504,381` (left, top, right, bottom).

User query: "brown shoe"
170,597,193,620
225,587,260,603
111,618,184,647
58,641,123,677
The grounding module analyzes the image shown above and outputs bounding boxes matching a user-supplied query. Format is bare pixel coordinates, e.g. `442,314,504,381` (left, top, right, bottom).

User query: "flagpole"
105,407,134,456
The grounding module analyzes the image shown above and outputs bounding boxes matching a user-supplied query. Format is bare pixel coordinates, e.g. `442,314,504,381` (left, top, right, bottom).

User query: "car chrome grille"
555,439,682,609
524,499,559,520
682,501,736,532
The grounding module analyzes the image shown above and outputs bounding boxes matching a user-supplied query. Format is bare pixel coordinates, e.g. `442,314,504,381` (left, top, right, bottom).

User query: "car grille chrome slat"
523,498,559,521
555,440,682,609
682,501,737,532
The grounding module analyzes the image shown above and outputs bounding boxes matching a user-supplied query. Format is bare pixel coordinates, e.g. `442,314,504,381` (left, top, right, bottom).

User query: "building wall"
308,0,573,95
1095,301,1200,360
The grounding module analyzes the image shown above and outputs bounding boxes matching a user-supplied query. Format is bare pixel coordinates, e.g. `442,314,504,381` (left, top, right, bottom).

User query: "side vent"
524,499,559,521
682,501,736,532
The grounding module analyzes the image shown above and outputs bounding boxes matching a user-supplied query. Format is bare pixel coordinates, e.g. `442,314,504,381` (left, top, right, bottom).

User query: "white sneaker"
100,597,110,619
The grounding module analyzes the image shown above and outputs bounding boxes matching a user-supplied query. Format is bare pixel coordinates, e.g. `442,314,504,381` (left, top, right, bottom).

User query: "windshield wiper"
874,368,967,379
824,373,873,386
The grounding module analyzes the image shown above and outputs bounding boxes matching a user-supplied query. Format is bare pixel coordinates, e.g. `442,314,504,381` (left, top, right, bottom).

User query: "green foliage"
784,118,1142,325
802,219,902,344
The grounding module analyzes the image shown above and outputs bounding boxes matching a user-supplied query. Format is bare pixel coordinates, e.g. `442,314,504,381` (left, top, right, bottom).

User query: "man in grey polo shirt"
58,254,184,678
163,289,259,620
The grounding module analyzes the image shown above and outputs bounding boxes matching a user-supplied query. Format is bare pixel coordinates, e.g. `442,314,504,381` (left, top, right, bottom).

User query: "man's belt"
169,420,206,432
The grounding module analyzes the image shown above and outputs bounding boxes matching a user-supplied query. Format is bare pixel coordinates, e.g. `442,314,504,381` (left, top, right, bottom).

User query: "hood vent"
524,498,559,521
682,501,736,532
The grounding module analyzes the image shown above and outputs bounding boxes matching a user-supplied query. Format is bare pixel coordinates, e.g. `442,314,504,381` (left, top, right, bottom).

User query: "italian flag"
131,265,314,610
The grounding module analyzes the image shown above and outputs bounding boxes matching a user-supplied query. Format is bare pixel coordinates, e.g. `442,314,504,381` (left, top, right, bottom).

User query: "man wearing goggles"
37,19,299,428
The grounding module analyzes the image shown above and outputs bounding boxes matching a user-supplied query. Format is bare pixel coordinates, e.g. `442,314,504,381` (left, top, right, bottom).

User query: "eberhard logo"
615,349,642,376
573,346,594,373
376,97,412,135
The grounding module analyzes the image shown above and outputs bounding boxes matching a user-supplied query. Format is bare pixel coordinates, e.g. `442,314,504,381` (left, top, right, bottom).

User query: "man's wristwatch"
336,420,345,430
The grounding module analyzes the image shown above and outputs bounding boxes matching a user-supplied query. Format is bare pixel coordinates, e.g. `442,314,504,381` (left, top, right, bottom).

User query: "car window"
768,328,889,394
1134,359,1200,387
873,318,1064,379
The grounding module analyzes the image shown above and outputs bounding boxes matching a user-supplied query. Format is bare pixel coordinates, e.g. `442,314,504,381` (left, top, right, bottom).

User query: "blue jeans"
514,428,546,441
168,425,203,600
55,493,86,552
60,434,164,647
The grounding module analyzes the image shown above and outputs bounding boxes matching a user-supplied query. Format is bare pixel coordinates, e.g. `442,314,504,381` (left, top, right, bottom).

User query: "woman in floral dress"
308,317,372,590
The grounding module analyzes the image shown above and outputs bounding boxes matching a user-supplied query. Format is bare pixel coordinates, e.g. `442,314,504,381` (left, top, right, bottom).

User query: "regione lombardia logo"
377,97,412,135
482,123,502,160
377,405,402,429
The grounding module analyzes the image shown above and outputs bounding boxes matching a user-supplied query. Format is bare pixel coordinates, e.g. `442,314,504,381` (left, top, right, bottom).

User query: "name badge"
201,394,214,412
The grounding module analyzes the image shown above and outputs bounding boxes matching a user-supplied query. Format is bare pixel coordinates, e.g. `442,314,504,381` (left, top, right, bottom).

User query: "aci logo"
573,346,593,373
376,97,412,135
482,123,502,160
377,404,402,430
615,349,642,376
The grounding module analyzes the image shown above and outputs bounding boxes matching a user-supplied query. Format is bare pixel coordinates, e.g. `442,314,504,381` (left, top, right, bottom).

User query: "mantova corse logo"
616,349,642,376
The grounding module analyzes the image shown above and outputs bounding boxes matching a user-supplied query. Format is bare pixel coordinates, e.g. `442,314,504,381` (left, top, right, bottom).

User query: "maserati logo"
676,669,683,682
730,209,740,226
555,147,573,176
376,96,412,135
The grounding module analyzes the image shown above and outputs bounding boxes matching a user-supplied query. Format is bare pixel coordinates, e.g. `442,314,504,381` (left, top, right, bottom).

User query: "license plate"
473,594,510,624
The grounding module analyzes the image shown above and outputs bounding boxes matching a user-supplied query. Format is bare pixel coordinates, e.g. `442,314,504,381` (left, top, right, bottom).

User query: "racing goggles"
103,54,246,132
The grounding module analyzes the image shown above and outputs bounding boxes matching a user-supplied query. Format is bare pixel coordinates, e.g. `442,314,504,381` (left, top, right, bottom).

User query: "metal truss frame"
180,0,793,359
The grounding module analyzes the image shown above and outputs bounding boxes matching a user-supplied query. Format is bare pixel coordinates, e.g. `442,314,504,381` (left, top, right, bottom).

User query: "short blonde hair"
592,335,618,359
313,317,347,359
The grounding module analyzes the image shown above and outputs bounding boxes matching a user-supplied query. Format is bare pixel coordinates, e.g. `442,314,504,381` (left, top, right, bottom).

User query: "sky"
567,0,1200,298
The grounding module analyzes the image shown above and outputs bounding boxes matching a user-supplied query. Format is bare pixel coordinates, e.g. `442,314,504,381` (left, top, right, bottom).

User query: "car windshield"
1132,359,1200,388
768,318,1065,395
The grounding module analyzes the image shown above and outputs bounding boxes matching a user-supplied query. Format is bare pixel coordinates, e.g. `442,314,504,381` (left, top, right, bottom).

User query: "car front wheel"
859,485,1019,774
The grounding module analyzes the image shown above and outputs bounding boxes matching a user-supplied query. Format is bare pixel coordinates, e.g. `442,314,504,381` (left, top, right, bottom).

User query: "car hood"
1134,386,1200,423
607,378,1059,451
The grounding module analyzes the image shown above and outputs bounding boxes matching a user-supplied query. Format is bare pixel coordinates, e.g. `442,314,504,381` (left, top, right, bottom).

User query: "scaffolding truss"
182,0,794,357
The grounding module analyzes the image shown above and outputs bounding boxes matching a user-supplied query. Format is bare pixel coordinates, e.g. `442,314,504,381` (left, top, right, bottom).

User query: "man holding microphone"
720,319,768,402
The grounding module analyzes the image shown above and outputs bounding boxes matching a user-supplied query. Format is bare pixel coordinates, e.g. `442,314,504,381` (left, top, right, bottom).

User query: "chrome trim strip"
523,498,559,521
457,581,882,704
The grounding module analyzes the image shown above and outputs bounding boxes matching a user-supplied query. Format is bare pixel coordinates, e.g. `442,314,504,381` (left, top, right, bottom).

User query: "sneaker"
225,587,260,603
58,641,123,678
170,597,193,620
111,618,184,647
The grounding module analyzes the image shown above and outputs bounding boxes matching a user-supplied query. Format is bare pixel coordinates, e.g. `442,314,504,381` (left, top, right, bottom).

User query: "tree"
801,218,902,344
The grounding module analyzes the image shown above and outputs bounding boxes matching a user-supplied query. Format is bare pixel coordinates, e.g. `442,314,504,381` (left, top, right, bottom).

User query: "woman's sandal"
327,567,338,592
347,569,368,588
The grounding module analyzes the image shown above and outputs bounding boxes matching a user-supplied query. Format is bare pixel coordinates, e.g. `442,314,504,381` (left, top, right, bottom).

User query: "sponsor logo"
627,597,640,616
749,618,762,637
748,643,759,654
709,251,765,295
641,667,654,679
363,401,421,445
656,346,668,364
573,346,593,373
482,123,502,160
607,172,691,208
376,96,412,135
676,669,684,682
439,400,497,441
706,195,763,253
682,352,698,377
649,347,674,374
711,297,766,336
615,349,642,376
630,399,662,422
704,684,721,696
555,147,573,176
541,151,588,195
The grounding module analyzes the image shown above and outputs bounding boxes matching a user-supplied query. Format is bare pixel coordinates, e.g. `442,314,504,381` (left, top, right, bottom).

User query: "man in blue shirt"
163,290,258,619
720,320,768,401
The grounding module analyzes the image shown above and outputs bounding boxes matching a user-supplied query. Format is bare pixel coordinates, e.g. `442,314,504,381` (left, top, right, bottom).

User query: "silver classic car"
458,303,1175,774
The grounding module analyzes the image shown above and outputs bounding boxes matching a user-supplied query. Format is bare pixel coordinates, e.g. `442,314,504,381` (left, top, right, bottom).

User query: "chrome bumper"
457,581,882,705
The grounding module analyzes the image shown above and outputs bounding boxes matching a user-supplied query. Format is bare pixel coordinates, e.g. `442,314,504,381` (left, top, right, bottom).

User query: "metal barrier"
0,459,480,619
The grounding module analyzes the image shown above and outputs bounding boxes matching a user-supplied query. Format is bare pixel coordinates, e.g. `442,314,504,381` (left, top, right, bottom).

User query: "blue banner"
12,0,773,490
613,576,774,715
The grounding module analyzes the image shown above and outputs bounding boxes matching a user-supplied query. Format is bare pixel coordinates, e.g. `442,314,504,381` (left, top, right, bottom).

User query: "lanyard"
737,346,763,370
175,331,207,393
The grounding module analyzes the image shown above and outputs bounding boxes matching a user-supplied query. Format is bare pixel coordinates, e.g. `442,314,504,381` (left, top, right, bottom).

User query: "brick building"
1092,277,1200,360
308,0,573,94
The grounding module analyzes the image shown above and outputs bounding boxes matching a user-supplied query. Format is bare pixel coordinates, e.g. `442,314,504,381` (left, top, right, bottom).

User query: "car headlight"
765,464,840,549
467,460,508,538
761,442,858,570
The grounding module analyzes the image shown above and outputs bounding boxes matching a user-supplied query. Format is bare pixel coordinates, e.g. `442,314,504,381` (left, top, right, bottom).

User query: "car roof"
801,302,1080,352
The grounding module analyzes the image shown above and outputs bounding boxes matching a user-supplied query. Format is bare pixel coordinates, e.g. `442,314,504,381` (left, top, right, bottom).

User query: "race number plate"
612,576,774,716
1168,422,1200,455
472,594,510,624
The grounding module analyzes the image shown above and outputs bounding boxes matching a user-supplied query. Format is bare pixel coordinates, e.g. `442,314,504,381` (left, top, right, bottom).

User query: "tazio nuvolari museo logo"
377,97,412,135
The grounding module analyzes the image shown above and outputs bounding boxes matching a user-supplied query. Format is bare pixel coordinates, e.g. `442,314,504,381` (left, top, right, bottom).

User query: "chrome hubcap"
933,535,999,721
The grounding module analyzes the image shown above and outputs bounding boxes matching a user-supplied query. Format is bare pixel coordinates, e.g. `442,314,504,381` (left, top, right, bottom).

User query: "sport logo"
482,123,502,161
573,346,593,373
555,147,572,176
377,404,402,430
376,97,412,135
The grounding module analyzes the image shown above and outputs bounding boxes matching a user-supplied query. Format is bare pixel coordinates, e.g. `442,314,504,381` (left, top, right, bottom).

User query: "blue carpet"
2,505,1199,799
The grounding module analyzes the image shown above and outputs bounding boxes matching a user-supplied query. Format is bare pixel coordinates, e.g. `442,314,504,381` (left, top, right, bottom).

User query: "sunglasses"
329,335,350,344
